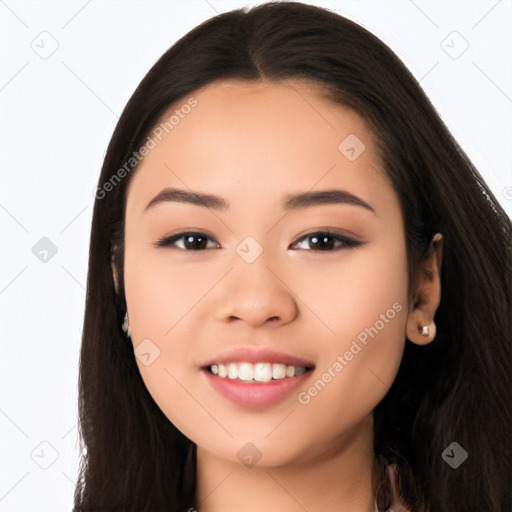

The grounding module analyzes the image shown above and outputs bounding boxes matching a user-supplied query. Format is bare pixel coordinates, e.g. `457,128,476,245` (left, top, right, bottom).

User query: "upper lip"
200,347,315,369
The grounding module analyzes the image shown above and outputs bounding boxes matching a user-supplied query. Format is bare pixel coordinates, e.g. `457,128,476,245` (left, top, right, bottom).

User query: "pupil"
185,235,206,249
311,235,333,250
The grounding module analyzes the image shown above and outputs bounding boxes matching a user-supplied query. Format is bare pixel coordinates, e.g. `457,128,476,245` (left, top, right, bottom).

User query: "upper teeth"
210,362,307,382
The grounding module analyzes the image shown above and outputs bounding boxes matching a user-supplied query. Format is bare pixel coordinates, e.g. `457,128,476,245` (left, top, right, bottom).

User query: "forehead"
126,79,390,214
165,78,371,147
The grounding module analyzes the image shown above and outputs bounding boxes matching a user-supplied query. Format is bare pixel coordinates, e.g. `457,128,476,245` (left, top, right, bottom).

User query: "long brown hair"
73,2,511,510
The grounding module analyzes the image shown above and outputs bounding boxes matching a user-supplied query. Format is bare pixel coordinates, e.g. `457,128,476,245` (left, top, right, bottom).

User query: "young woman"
73,2,511,511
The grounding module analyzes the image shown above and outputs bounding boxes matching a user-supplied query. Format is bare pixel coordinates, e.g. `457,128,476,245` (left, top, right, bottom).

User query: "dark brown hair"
73,2,511,510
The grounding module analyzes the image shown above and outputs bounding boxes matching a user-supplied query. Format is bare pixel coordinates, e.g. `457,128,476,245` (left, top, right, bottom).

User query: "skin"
116,79,442,512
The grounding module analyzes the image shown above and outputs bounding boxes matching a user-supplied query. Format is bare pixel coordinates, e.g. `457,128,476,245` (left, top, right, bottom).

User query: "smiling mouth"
203,362,315,383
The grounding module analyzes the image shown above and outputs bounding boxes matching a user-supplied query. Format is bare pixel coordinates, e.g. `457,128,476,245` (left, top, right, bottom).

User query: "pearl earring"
420,325,430,337
122,312,131,338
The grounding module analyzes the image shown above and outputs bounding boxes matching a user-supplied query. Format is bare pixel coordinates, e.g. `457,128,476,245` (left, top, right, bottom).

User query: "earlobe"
406,233,443,345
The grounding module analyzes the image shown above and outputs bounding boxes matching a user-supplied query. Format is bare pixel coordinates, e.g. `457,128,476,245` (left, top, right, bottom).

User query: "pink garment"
384,464,412,512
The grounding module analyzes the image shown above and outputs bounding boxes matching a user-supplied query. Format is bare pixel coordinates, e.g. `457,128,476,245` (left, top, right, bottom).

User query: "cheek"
295,239,409,434
289,234,408,350
123,251,214,435
124,251,210,340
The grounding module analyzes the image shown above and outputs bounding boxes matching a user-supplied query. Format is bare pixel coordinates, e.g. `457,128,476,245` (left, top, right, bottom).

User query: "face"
122,79,409,467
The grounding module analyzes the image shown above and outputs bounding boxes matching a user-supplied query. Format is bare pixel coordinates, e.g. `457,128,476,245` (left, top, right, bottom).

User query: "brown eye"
155,231,362,252
291,232,361,251
155,232,219,250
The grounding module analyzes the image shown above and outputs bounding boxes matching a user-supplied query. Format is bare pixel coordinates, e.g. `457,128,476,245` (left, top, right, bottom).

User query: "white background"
1,1,511,510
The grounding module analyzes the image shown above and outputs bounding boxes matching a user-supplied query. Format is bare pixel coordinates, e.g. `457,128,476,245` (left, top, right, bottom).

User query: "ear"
406,233,443,345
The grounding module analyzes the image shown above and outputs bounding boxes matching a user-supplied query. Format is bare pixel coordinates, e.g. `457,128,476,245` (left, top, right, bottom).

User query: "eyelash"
154,231,362,252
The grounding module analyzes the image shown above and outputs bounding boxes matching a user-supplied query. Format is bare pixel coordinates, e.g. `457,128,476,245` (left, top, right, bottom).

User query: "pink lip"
199,347,315,368
201,368,314,408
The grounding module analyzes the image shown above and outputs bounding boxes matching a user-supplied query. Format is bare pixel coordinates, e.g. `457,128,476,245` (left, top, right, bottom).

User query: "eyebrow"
144,187,376,215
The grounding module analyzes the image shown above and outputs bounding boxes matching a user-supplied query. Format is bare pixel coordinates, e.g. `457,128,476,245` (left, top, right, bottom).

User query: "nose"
212,256,299,328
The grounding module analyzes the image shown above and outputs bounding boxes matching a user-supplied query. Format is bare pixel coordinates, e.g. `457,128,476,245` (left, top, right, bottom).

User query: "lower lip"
201,368,314,408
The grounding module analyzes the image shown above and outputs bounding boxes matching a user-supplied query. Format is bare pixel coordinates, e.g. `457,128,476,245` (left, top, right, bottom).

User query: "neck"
195,414,376,512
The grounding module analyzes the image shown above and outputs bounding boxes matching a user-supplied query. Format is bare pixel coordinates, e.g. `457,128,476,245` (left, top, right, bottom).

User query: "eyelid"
290,228,361,245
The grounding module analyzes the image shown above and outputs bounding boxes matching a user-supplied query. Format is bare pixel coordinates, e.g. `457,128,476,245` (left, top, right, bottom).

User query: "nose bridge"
212,240,299,327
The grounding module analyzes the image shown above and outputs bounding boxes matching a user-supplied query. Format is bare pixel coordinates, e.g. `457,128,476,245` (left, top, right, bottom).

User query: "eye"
154,230,362,251
154,231,219,250
290,231,362,251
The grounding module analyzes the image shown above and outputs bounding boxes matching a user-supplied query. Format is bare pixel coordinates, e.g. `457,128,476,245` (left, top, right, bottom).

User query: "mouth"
199,347,316,408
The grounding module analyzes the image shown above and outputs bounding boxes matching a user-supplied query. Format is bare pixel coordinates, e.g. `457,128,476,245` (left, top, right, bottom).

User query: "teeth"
207,362,309,382
272,363,286,380
254,362,272,382
228,363,238,379
238,362,254,381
